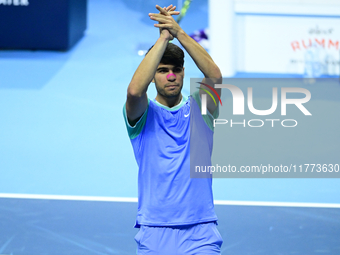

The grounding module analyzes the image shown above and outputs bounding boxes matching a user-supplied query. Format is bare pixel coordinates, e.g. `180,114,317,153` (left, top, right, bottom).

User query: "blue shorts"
134,222,223,255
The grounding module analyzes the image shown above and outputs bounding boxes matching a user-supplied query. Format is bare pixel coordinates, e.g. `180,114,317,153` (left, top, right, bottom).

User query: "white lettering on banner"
0,0,29,5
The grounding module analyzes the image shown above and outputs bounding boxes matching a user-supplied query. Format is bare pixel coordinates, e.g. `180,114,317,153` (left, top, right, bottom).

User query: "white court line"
214,200,340,208
0,193,138,203
0,193,340,208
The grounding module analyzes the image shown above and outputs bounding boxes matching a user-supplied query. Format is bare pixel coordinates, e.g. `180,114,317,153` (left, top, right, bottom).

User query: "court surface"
1,196,340,255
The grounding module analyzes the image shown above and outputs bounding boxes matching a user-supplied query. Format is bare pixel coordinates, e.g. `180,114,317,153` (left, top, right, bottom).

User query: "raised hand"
158,5,178,40
149,5,181,40
162,4,178,14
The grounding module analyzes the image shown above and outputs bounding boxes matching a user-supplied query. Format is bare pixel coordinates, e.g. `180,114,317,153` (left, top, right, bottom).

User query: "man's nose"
166,73,176,81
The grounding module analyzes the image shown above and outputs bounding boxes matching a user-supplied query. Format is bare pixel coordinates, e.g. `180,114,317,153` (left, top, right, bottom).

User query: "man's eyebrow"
156,67,169,71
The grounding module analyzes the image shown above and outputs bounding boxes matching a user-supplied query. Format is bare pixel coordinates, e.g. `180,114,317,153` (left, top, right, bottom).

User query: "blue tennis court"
1,196,340,254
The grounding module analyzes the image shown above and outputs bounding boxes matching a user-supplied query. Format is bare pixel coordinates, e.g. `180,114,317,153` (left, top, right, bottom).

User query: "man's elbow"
127,83,146,99
206,65,222,82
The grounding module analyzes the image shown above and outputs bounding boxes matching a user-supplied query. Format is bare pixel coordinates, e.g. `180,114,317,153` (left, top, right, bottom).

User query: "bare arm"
126,5,179,126
177,31,222,114
126,37,169,126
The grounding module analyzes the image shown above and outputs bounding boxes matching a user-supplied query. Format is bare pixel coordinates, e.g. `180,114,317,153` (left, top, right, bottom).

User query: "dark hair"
146,43,184,67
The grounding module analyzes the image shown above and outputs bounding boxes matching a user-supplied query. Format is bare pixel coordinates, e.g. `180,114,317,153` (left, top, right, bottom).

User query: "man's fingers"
156,5,178,16
149,13,174,18
156,5,169,16
168,11,180,15
150,12,179,18
168,5,176,12
150,15,168,23
165,4,173,12
150,13,179,24
149,13,164,18
154,23,171,28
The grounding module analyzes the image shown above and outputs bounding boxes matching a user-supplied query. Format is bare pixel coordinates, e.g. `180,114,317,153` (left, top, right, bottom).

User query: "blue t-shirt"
123,91,218,227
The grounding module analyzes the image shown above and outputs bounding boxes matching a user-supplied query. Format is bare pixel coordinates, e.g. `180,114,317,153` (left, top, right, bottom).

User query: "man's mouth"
166,84,179,88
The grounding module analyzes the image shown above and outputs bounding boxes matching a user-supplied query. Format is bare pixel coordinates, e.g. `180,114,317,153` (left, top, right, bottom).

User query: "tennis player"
123,4,223,254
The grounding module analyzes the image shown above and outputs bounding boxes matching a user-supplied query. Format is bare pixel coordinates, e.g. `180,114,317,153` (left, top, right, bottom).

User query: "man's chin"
157,86,183,99
165,90,181,98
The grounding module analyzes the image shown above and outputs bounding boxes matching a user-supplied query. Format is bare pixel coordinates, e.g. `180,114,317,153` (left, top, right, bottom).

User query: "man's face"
153,64,184,99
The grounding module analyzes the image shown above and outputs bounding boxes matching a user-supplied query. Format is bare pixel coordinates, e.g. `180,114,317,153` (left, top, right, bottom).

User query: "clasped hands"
149,4,182,40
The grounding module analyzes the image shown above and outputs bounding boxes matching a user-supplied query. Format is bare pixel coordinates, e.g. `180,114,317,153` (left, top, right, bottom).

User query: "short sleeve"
123,99,150,139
